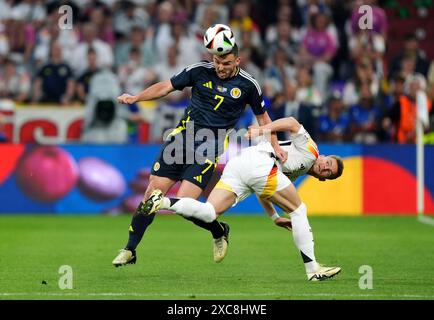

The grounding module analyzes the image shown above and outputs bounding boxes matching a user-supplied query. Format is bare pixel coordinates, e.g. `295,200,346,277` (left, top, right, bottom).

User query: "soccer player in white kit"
142,117,344,281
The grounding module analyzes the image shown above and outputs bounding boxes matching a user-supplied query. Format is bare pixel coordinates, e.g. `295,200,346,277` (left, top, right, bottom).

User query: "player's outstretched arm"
117,80,175,104
256,195,292,231
249,117,302,137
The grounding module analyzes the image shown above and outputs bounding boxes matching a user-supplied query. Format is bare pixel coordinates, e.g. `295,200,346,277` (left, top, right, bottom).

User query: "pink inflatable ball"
103,206,125,216
129,177,149,193
137,169,151,179
15,146,79,203
128,168,151,193
122,193,144,213
78,157,126,202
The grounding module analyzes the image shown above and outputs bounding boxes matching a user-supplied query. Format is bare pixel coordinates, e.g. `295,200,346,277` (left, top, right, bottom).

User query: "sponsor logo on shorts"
153,162,160,171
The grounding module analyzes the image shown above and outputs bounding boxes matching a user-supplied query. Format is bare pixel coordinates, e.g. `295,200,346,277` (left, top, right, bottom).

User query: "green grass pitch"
0,214,433,300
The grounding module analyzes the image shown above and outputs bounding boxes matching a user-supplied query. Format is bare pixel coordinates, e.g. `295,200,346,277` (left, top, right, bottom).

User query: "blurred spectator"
191,3,222,58
114,26,157,68
382,74,432,144
3,0,46,63
113,0,150,38
349,0,388,40
266,20,300,65
265,2,300,45
70,23,114,76
317,93,349,142
229,1,262,52
0,23,9,58
4,1,28,55
88,3,115,46
378,73,406,141
300,0,332,27
343,58,379,107
348,29,385,79
31,42,75,105
154,1,176,62
282,80,300,120
0,0,12,21
32,9,79,70
264,46,297,98
0,56,31,103
292,65,323,138
398,53,418,81
239,47,264,85
295,66,323,110
299,12,337,97
427,61,434,101
169,13,201,66
239,28,265,69
194,0,229,27
118,47,157,94
300,13,337,63
381,73,406,111
75,47,100,103
153,44,189,103
348,82,382,144
388,33,430,80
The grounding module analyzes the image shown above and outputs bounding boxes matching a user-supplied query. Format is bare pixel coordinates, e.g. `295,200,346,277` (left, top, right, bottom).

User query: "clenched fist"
117,93,138,104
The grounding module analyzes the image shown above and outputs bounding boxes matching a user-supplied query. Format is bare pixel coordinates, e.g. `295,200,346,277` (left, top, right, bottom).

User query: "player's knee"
145,177,169,198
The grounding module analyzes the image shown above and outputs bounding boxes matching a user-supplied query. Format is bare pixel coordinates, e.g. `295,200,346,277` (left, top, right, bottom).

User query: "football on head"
203,24,236,56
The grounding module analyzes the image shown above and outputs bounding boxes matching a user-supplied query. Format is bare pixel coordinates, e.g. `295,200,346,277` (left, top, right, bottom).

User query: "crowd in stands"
0,0,433,144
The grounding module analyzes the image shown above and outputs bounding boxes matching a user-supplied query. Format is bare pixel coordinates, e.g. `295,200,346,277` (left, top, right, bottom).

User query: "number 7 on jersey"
214,94,224,110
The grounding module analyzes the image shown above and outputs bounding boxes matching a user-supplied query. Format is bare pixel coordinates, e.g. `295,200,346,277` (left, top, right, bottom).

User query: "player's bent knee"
145,176,175,198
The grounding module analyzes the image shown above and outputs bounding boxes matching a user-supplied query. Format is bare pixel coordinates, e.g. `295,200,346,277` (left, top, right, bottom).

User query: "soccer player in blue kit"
113,43,288,266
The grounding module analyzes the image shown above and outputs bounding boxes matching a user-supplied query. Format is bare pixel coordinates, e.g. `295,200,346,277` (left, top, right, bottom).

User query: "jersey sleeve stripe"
239,70,262,95
307,138,319,158
186,62,214,72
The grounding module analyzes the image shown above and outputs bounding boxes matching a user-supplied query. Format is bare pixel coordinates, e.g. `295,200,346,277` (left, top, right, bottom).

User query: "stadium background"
0,0,433,216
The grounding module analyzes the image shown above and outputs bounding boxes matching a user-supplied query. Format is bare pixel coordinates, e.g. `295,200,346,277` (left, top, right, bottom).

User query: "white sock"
163,197,216,223
289,203,319,273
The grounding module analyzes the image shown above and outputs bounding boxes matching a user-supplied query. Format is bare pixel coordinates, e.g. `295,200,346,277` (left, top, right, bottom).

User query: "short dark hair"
405,33,417,41
87,47,96,55
329,155,344,180
129,47,139,55
219,43,238,57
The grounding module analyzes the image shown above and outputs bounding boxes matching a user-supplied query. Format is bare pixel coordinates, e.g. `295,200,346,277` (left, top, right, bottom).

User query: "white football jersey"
250,126,319,181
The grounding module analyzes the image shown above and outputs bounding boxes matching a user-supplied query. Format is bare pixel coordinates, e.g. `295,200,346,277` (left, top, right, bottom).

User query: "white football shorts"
215,147,291,203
